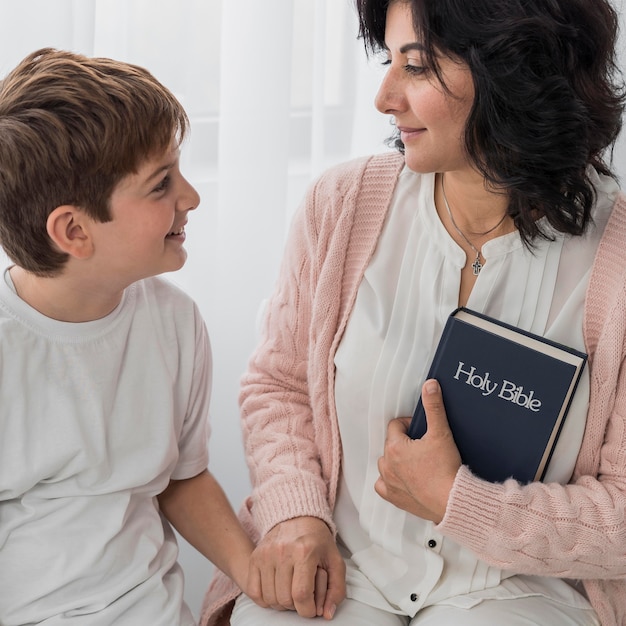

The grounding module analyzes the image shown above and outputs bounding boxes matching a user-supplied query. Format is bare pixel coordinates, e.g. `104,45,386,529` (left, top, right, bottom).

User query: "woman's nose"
374,66,405,115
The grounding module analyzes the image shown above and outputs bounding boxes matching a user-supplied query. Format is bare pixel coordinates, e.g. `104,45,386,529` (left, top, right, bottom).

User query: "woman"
202,0,626,624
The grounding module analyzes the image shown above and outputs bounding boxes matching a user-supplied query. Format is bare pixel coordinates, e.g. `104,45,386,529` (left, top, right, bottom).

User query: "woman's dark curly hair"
356,0,626,244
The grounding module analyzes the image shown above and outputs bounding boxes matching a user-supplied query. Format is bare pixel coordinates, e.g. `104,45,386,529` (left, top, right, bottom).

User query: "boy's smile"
167,225,187,239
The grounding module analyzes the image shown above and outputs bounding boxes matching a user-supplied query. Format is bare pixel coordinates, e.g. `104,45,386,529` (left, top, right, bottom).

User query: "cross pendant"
472,255,483,275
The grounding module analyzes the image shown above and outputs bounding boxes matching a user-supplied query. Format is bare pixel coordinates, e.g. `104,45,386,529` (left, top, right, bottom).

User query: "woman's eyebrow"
399,42,426,53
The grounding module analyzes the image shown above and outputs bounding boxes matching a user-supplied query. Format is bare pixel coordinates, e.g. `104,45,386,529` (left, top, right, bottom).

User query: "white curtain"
0,0,623,618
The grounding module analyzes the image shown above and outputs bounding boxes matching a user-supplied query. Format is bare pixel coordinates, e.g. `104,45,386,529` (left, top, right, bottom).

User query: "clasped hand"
375,379,462,524
245,516,346,620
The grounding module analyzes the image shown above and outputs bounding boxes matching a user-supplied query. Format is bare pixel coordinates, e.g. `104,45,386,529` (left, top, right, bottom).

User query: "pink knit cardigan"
202,152,626,626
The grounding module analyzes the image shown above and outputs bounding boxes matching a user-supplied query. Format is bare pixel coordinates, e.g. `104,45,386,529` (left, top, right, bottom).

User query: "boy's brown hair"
0,48,188,276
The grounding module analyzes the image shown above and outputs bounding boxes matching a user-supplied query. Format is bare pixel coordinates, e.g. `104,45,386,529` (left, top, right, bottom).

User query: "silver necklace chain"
441,174,507,276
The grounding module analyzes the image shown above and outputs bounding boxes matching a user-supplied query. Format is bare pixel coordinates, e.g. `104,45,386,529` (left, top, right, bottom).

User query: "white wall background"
0,1,623,621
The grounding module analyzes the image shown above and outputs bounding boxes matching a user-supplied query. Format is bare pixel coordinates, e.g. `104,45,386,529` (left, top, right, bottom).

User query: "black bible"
408,308,587,483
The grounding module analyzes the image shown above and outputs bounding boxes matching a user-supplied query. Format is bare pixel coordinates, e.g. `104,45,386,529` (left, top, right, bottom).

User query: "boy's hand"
375,379,461,523
246,516,346,620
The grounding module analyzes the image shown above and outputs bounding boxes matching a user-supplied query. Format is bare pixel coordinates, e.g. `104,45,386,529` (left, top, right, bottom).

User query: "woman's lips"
398,126,426,142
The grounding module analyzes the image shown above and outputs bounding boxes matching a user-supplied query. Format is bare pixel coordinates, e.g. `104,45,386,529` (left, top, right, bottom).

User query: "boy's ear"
46,205,94,259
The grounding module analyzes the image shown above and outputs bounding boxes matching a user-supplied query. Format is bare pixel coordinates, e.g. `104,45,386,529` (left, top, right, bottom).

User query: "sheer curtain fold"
210,0,294,500
311,0,328,177
93,0,129,57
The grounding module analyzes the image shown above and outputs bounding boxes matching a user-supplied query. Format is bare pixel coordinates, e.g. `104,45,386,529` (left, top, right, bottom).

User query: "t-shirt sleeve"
170,302,212,480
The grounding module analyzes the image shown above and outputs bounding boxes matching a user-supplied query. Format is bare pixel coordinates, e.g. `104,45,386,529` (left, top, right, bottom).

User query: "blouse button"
410,593,419,602
427,539,437,548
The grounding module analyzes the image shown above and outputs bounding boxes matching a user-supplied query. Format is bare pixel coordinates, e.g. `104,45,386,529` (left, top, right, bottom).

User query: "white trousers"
231,593,600,626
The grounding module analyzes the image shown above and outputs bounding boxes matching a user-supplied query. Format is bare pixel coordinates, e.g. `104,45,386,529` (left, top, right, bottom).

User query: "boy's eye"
152,175,171,193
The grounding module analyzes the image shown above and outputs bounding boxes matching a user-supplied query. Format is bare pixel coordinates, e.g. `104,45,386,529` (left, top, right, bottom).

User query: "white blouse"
333,167,618,617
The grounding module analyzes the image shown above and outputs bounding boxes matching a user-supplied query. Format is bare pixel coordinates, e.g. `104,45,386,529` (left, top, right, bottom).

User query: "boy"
0,48,253,625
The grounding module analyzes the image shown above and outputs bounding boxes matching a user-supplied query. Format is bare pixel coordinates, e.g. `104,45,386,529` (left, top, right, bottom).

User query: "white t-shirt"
0,272,211,625
334,168,618,616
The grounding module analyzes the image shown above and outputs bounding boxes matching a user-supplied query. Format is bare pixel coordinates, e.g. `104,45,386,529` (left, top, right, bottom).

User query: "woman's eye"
405,60,427,75
378,57,427,75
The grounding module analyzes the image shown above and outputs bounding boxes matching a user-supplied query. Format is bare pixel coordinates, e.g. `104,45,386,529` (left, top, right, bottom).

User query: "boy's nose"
181,179,200,212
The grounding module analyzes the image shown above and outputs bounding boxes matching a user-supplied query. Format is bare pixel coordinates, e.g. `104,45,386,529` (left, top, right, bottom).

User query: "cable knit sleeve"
437,196,626,587
239,156,379,537
438,462,626,579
